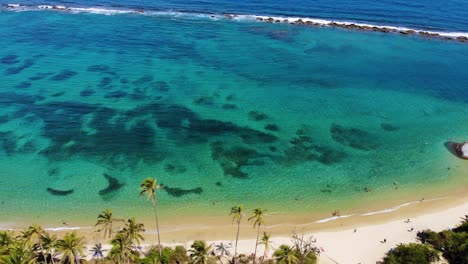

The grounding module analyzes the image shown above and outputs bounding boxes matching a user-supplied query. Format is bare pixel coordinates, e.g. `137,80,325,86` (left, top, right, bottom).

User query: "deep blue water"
2,0,468,32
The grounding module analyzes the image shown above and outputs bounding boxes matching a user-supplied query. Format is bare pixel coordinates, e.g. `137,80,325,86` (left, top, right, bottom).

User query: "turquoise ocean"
0,1,468,228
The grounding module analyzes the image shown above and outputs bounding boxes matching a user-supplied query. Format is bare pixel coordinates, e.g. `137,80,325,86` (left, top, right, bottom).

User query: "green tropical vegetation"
381,216,468,264
382,243,439,264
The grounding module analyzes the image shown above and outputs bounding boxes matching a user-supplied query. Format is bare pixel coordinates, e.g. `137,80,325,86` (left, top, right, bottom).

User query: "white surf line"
3,3,468,41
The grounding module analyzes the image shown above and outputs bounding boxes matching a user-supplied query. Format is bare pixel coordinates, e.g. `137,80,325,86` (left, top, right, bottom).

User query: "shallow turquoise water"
0,10,468,225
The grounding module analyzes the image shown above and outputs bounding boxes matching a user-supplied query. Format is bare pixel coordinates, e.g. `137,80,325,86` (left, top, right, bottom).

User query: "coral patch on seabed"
5,59,34,75
211,141,260,178
381,123,400,132
49,69,77,81
330,124,378,150
162,185,203,197
1,55,20,65
248,110,269,121
99,173,125,196
46,188,74,196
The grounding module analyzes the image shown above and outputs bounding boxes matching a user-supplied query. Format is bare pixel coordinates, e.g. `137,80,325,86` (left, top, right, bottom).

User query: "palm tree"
273,245,298,264
259,232,271,260
230,205,244,257
140,177,163,255
189,240,212,264
120,217,145,245
55,231,86,264
109,233,136,264
90,243,106,263
1,241,36,264
40,232,57,264
248,208,266,264
95,209,121,239
0,230,14,248
22,225,47,263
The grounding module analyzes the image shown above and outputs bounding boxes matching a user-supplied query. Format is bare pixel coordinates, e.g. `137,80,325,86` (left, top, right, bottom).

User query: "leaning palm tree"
90,243,106,263
248,208,266,264
120,217,145,245
109,233,136,264
189,240,212,264
230,205,244,257
259,232,271,260
273,245,298,264
139,177,163,255
95,209,121,239
55,231,86,264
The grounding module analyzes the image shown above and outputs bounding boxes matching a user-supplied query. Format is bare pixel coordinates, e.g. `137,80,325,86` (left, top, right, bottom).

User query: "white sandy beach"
85,199,468,263
211,201,467,263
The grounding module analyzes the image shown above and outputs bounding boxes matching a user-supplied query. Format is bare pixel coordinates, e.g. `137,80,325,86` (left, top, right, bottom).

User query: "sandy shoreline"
79,198,468,263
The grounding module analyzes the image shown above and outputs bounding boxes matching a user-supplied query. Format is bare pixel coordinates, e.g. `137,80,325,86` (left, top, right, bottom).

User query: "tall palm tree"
90,243,106,263
248,208,266,264
140,177,163,255
230,205,244,257
259,232,271,260
120,217,145,245
189,240,212,264
273,245,298,264
109,233,136,264
55,231,86,264
95,209,121,239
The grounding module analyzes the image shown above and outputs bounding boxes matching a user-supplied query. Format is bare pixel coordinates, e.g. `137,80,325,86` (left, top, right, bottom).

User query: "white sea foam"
359,198,445,216
2,3,468,39
313,198,447,223
68,7,134,15
44,226,92,231
314,214,354,223
359,202,418,216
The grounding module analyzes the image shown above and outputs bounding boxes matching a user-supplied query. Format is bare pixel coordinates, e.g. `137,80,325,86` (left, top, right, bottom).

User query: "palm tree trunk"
234,220,240,257
109,222,112,239
152,195,162,255
253,225,260,264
